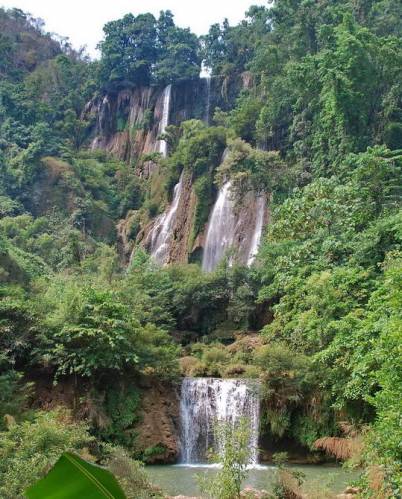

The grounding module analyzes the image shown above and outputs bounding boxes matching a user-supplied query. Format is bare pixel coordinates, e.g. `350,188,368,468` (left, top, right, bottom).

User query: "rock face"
85,86,168,176
142,170,197,265
84,77,240,174
140,164,269,269
201,184,269,271
85,75,268,268
134,381,181,464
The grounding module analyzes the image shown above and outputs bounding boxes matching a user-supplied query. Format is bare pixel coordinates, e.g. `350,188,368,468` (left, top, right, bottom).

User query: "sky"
1,0,267,58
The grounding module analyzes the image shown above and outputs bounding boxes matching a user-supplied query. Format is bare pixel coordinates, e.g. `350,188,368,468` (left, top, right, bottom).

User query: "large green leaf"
25,452,126,499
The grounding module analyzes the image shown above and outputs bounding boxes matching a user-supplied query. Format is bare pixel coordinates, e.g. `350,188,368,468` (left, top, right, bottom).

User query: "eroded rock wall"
134,380,181,464
84,76,245,172
85,75,264,267
141,171,197,264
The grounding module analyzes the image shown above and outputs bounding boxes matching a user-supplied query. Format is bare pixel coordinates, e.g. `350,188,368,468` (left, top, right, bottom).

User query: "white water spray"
202,181,236,272
150,171,184,264
247,195,265,266
180,377,260,465
204,76,211,125
158,84,172,157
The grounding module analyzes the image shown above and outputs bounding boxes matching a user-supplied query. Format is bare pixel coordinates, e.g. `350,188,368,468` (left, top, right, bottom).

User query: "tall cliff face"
85,86,169,176
141,167,269,270
84,75,247,170
85,78,214,175
85,74,267,269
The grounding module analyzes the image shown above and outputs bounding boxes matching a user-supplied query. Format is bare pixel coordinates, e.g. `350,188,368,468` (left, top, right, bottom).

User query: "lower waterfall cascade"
202,181,236,272
149,171,184,264
202,181,267,272
180,377,260,465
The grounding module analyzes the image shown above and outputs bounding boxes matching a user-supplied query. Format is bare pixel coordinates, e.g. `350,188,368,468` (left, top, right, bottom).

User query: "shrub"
98,385,141,448
0,371,33,429
197,418,252,499
0,410,93,499
103,445,164,498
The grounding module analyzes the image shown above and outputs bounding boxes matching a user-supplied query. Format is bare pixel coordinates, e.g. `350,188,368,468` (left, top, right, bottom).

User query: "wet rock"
344,486,361,494
241,486,272,498
337,486,361,498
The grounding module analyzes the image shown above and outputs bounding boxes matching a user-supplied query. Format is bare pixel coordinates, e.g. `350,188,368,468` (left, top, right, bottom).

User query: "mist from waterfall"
158,84,172,157
247,195,266,265
202,181,236,272
149,171,184,264
180,377,260,465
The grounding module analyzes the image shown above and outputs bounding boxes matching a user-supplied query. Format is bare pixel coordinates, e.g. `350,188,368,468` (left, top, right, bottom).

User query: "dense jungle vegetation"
0,1,401,497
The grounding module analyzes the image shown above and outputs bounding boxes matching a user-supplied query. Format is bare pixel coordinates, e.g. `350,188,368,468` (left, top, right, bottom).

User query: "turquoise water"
146,463,356,496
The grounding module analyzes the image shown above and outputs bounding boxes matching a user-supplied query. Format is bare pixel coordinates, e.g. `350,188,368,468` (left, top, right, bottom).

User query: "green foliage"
272,452,306,499
197,418,252,499
0,2,401,491
168,120,226,178
0,8,61,81
42,286,140,377
0,410,93,499
360,253,402,495
252,5,402,169
217,137,288,195
98,11,200,89
255,343,334,444
142,444,167,462
0,371,33,429
25,451,126,499
103,445,164,498
0,285,37,366
38,279,178,379
201,7,271,76
163,120,226,241
99,385,141,448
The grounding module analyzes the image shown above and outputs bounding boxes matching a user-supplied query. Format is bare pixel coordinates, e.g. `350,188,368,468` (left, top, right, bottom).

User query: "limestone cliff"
142,170,197,264
84,76,245,173
84,74,267,268
141,171,269,268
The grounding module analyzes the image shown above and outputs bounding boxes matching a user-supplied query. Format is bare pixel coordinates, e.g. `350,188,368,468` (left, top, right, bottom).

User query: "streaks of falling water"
158,84,172,157
247,195,266,266
180,377,260,465
150,171,184,264
204,76,211,125
202,181,236,272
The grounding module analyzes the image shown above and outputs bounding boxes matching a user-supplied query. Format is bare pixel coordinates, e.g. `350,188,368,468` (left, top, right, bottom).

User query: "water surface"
146,463,355,496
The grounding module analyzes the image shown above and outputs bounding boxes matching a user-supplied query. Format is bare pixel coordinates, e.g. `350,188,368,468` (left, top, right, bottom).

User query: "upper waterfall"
202,181,236,272
204,76,212,125
158,84,172,157
149,171,184,264
180,377,260,465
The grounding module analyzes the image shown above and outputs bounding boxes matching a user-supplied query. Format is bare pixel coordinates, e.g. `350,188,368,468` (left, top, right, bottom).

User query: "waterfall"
149,171,184,264
202,181,236,272
180,377,260,465
247,195,266,266
158,84,172,157
204,76,211,125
